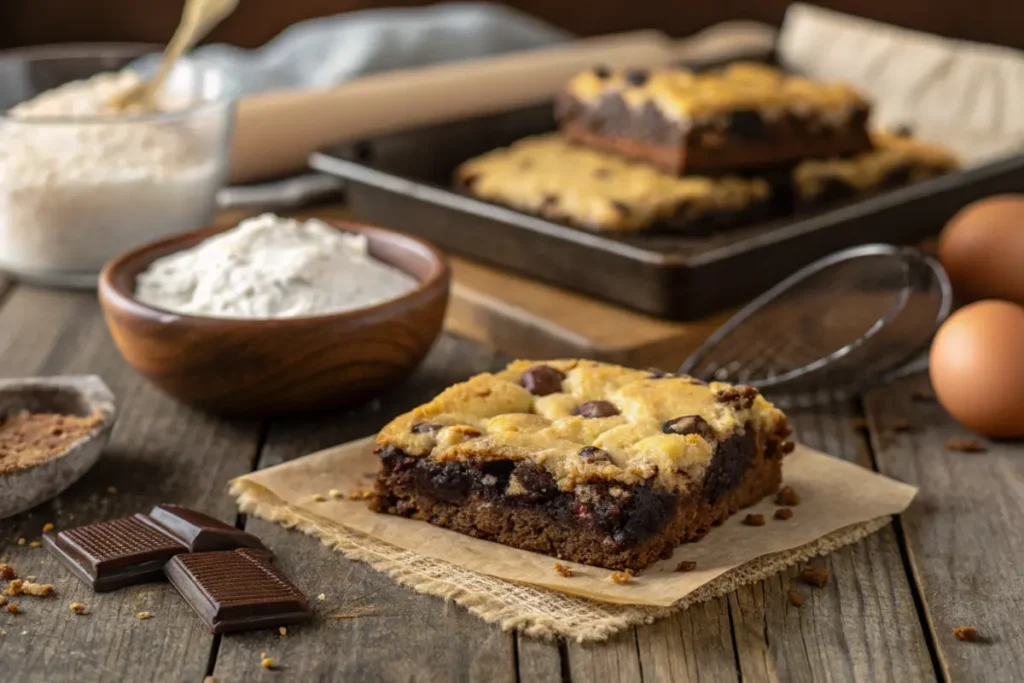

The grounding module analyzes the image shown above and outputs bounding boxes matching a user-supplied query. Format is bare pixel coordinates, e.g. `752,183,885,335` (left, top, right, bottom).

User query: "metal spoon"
108,0,238,112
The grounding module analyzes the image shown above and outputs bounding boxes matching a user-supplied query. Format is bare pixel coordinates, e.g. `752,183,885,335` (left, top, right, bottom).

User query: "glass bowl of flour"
0,46,234,288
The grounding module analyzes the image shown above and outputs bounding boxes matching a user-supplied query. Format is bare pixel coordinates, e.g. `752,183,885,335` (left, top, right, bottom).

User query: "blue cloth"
132,3,570,97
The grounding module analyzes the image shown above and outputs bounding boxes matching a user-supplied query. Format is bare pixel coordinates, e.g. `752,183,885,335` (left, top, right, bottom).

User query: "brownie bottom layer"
370,431,786,571
561,121,873,176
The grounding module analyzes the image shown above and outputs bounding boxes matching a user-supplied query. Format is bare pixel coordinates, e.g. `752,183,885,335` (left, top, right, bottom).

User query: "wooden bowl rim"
98,218,450,329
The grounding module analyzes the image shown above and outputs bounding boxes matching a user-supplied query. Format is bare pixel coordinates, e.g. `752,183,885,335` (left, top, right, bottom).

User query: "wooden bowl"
98,220,450,415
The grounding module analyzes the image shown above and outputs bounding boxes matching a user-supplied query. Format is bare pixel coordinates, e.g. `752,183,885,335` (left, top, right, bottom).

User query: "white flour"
0,71,225,275
135,213,419,318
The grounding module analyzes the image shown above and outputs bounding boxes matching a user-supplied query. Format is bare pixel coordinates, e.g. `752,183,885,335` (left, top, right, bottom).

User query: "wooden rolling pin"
230,22,775,184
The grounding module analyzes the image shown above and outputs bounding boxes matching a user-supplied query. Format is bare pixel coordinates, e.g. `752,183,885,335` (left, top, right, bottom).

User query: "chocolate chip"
625,69,649,86
579,446,611,463
520,365,565,396
411,422,443,433
593,64,611,79
574,400,620,418
726,110,766,140
663,415,715,440
460,172,480,189
592,168,611,179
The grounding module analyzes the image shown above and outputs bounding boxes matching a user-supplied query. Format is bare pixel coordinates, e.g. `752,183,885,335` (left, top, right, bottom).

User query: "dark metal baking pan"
310,89,1024,321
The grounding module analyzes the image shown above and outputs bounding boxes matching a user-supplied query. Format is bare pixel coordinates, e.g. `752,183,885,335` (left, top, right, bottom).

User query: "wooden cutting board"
445,257,733,369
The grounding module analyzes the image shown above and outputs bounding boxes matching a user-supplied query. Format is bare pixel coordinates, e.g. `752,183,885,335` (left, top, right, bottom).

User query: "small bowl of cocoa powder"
0,376,115,519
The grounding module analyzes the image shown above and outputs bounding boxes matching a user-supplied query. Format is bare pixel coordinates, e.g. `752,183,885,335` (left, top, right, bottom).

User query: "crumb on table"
41,523,54,534
953,626,980,642
261,657,276,670
28,541,41,549
106,486,117,495
554,563,573,578
610,571,633,585
278,626,287,636
348,489,374,501
775,508,794,521
800,564,830,588
6,603,20,614
945,438,987,453
787,589,804,607
0,596,6,607
775,486,800,506
328,489,344,499
69,602,87,615
743,513,766,527
16,538,25,546
0,563,14,580
309,494,326,503
317,593,326,602
675,560,697,572
136,611,153,620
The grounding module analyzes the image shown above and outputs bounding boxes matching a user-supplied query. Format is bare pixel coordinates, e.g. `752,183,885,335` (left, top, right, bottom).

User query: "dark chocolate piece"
574,400,620,418
663,415,715,440
411,422,443,433
625,69,649,86
45,506,268,592
43,516,187,592
141,504,268,553
520,365,566,396
165,549,312,634
579,446,612,463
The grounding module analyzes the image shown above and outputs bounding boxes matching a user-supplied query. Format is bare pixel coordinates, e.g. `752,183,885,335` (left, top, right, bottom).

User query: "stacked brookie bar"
455,62,958,233
370,359,794,571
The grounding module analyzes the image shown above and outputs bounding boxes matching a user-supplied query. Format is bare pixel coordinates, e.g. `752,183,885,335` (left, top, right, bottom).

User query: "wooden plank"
865,373,1024,682
636,596,739,683
566,629,643,683
0,287,262,683
213,335,521,682
728,402,936,683
517,635,563,682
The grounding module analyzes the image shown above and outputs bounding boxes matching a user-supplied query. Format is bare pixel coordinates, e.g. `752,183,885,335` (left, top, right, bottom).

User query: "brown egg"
929,300,1024,437
939,195,1024,305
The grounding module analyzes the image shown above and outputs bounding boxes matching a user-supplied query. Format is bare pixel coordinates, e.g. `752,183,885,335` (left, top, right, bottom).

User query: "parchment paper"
231,437,915,609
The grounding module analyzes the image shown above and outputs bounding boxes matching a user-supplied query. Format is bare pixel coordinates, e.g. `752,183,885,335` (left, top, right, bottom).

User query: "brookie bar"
455,134,775,233
556,62,872,175
370,359,793,571
792,131,959,206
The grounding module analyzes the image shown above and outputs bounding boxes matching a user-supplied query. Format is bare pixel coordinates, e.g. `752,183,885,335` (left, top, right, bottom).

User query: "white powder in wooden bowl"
134,213,419,319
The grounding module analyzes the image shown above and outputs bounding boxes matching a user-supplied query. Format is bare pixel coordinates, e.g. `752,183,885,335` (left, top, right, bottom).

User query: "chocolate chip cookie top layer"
376,359,787,492
455,134,770,232
793,131,959,197
565,62,868,125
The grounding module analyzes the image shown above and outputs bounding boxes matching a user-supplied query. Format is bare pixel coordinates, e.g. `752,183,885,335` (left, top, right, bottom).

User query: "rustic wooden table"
0,278,1020,683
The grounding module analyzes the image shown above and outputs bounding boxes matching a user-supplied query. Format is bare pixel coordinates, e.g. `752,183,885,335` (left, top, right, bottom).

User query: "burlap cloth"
231,438,916,641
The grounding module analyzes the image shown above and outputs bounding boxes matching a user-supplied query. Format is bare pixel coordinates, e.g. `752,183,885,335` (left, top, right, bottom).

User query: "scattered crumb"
0,596,6,607
278,626,287,636
348,489,374,501
912,390,936,402
28,541,41,549
0,629,5,636
0,563,14,580
6,603,20,614
775,508,794,521
891,419,913,432
953,626,980,642
800,564,830,588
775,486,800,506
25,576,34,582
69,602,87,615
41,523,54,534
328,489,344,499
3,580,22,596
309,494,326,503
14,581,54,597
106,486,117,495
787,589,804,607
743,513,766,527
610,571,633,585
261,657,276,670
675,561,697,573
317,593,326,602
945,438,987,453
136,611,153,620
554,563,573,578
16,538,25,546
